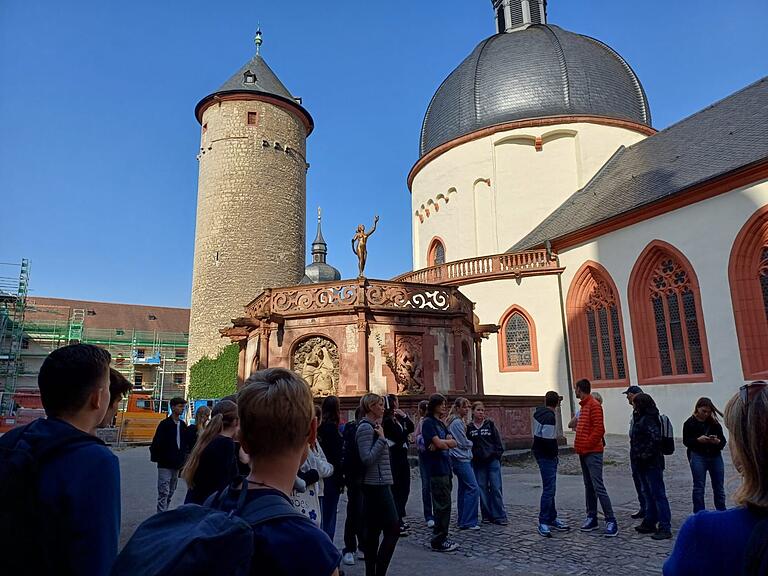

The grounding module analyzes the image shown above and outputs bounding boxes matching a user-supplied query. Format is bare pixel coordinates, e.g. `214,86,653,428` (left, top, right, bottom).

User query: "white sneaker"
427,519,435,528
342,552,355,566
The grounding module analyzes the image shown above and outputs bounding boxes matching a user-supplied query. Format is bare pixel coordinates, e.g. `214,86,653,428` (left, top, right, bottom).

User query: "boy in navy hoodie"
0,343,120,575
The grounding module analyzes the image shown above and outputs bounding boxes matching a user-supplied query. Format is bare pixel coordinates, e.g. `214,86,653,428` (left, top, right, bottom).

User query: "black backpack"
342,419,370,486
0,420,99,573
112,478,309,576
658,414,675,456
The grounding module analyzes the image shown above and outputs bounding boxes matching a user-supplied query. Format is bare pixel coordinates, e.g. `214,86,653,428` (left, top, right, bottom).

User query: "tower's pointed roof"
301,208,341,284
195,37,313,133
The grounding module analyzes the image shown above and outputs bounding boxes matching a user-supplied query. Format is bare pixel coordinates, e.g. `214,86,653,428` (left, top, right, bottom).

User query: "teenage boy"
0,343,120,575
574,378,618,537
532,391,569,537
623,385,646,519
150,396,188,512
98,368,133,428
221,368,341,574
421,393,459,552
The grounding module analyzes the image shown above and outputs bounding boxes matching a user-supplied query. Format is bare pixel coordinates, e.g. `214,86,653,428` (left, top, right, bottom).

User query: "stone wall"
189,98,308,369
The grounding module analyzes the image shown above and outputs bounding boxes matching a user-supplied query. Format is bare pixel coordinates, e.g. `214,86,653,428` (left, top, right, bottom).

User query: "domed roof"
419,24,651,157
300,209,341,284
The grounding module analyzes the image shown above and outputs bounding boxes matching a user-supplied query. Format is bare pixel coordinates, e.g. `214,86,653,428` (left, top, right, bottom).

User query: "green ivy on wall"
189,343,238,400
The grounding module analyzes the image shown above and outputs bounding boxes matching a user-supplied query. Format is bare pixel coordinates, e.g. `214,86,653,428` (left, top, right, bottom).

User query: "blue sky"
1,1,766,308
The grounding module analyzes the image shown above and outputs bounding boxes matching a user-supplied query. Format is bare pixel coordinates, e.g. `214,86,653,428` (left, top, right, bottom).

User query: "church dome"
419,24,651,157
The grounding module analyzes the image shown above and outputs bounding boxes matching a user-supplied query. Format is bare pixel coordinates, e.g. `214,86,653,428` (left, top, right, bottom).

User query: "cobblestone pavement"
119,433,738,575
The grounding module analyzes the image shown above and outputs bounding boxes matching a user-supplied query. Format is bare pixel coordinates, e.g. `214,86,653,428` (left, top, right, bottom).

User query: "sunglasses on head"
739,381,768,406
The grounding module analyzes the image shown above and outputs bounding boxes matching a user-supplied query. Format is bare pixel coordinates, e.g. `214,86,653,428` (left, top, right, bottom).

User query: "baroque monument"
188,31,314,368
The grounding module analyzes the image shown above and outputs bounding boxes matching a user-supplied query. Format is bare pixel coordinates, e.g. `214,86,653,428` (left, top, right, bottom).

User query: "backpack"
658,414,675,455
112,479,308,576
0,421,99,574
342,419,367,485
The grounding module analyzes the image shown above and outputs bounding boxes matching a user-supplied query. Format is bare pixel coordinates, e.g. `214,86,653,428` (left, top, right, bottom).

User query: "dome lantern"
493,0,547,33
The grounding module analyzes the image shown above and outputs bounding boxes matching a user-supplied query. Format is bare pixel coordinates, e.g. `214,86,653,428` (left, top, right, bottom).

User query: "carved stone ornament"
393,334,425,395
292,336,340,397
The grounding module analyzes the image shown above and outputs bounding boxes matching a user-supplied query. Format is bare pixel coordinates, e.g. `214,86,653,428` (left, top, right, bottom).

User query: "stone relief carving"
394,335,425,395
292,336,340,397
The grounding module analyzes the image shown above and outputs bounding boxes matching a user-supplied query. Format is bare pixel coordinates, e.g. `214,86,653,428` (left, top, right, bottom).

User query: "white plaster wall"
411,123,647,269
432,329,452,392
558,180,768,434
460,275,570,401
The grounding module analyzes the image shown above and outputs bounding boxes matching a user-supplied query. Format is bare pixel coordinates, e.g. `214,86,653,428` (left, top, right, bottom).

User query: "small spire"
317,206,322,223
312,206,328,263
254,27,263,54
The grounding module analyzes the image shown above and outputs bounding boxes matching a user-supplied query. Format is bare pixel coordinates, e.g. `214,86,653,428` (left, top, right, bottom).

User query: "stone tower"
189,36,314,369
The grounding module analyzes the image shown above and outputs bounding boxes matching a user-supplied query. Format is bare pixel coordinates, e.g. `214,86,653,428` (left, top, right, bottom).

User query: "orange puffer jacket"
574,394,605,455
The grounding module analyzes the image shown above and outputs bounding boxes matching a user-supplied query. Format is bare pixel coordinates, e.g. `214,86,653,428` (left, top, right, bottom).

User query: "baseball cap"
622,386,643,395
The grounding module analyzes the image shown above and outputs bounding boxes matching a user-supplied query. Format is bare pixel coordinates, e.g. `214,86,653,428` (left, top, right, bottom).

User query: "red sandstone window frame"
628,240,712,385
729,206,768,380
566,261,630,389
427,237,446,267
497,304,538,372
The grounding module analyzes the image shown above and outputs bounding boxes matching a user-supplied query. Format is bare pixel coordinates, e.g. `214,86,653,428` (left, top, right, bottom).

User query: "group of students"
531,377,768,575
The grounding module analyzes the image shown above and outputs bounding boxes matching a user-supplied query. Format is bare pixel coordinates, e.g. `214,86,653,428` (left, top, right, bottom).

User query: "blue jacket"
2,417,121,576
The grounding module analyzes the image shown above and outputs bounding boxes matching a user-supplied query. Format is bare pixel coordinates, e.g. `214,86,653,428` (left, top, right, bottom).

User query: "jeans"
157,467,179,513
418,454,433,522
473,459,507,522
535,456,558,525
451,457,480,528
579,453,615,522
390,450,411,523
689,452,726,512
638,466,671,531
361,484,400,576
430,475,452,548
321,476,341,541
630,458,647,515
343,482,363,554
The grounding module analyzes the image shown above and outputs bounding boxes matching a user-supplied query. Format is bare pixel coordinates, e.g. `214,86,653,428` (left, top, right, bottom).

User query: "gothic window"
567,261,628,387
629,241,711,384
428,238,446,267
498,305,538,371
729,207,768,379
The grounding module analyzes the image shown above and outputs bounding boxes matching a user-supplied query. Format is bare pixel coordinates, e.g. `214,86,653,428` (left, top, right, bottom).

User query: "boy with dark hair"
150,395,188,512
421,393,459,552
0,343,120,575
98,368,133,428
532,391,569,537
574,378,618,537
223,368,341,574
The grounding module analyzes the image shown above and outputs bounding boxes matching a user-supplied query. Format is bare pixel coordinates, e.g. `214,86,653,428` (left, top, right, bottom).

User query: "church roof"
420,24,650,157
511,76,768,252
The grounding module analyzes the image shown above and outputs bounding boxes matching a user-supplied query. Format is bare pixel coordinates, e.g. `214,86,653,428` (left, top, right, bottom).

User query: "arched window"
498,305,538,372
729,206,768,379
428,238,446,267
566,261,629,387
629,241,711,384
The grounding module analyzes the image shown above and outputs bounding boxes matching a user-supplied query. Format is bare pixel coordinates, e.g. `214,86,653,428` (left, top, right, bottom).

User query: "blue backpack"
112,479,308,576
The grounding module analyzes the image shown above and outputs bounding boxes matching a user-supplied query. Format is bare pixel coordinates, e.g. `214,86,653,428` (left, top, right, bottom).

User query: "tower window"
498,305,538,372
428,238,446,267
243,70,257,84
247,112,258,125
496,5,506,31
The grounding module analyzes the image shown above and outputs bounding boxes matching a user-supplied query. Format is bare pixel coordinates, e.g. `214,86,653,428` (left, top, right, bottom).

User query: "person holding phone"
682,397,727,512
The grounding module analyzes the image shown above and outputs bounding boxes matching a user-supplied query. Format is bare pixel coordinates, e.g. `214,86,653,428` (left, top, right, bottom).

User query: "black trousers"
343,482,363,554
361,484,400,576
390,450,411,522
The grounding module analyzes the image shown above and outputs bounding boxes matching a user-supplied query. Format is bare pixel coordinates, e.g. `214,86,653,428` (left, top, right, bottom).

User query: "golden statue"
351,215,379,277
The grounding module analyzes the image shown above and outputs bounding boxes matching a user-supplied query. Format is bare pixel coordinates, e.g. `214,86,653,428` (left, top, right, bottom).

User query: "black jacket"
468,419,505,462
383,413,414,457
531,407,559,459
630,409,664,470
682,416,726,458
149,417,188,470
318,420,344,484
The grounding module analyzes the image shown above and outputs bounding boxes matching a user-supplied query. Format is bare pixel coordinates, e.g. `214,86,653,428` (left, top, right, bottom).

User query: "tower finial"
317,206,321,223
254,26,263,54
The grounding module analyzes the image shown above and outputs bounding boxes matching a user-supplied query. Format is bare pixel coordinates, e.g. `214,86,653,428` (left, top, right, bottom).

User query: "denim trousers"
451,457,480,528
689,452,726,512
473,459,507,522
418,453,434,522
321,475,341,541
638,466,671,531
157,467,179,513
579,453,615,522
630,458,647,514
535,456,558,525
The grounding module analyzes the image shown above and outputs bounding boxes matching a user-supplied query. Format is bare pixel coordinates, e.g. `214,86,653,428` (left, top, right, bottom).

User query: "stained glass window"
505,312,532,367
434,242,445,266
584,275,626,381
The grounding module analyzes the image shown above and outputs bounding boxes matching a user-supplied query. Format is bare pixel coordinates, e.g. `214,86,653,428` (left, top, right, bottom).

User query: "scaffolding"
0,259,30,415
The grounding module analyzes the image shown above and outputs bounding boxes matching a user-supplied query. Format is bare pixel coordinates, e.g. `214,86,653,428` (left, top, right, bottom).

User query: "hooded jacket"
630,407,665,469
467,419,504,463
